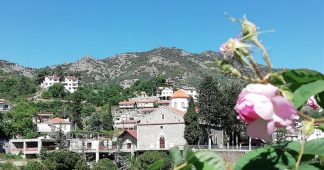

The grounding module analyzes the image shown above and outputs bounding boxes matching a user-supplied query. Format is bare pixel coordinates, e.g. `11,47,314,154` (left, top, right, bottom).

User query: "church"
118,89,189,151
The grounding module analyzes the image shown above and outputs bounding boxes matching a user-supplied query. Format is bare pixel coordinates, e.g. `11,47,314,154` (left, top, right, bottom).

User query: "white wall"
171,98,188,112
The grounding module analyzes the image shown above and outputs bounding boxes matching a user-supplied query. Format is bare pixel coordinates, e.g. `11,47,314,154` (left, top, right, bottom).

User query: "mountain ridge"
0,47,228,87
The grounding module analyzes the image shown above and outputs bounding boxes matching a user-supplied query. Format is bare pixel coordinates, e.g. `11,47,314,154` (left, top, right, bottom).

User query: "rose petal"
244,93,274,120
272,96,298,120
247,119,273,141
245,84,278,98
235,100,260,123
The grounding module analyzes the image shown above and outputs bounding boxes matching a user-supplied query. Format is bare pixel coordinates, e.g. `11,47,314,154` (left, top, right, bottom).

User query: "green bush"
93,158,117,170
131,151,172,170
20,161,47,170
42,150,87,170
0,162,18,170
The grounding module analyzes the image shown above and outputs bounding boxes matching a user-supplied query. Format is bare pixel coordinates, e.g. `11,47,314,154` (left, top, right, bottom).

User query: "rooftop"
171,89,189,98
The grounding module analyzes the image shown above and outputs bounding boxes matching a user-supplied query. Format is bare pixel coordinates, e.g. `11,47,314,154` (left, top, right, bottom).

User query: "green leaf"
234,147,296,170
315,91,324,108
147,160,164,170
292,80,324,109
183,145,194,161
189,151,225,170
170,147,182,167
287,139,324,156
299,164,324,170
282,69,324,86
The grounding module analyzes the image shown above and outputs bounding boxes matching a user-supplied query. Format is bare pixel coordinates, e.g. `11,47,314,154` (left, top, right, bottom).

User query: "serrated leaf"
170,146,182,166
292,80,324,109
191,151,225,170
234,147,296,170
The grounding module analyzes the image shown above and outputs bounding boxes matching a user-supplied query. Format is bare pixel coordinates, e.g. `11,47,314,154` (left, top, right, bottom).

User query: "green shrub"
93,158,117,170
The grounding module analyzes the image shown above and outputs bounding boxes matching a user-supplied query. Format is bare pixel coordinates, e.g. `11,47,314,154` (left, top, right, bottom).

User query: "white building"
34,113,72,135
0,99,11,112
40,75,60,89
118,130,137,153
63,76,79,93
170,89,189,112
137,107,187,150
181,86,198,101
159,87,174,100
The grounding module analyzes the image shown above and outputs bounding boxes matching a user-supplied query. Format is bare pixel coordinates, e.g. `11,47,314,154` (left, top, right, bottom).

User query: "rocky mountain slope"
0,47,228,87
0,60,35,78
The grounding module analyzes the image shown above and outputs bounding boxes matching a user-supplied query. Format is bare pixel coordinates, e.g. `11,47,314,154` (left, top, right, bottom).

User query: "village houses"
40,75,79,93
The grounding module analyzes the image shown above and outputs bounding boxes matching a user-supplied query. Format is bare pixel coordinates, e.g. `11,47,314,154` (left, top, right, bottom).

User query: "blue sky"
0,0,323,72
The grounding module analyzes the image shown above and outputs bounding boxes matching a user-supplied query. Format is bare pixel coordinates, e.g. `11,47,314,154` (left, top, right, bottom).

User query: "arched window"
159,137,165,149
181,102,185,107
173,102,177,108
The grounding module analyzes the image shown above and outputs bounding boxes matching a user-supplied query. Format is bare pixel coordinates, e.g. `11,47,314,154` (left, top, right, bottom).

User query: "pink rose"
307,96,319,110
235,84,298,141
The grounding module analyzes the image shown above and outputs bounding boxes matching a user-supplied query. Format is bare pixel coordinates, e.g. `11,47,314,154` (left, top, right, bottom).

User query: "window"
181,102,185,107
162,114,164,119
127,143,131,149
173,102,177,108
159,137,165,149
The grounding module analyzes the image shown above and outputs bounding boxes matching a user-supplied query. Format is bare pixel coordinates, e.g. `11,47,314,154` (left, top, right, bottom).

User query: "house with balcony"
0,99,11,112
63,76,79,93
40,75,60,89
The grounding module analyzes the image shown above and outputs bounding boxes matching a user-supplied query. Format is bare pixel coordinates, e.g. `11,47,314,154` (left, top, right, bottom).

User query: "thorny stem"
295,139,305,170
247,55,263,79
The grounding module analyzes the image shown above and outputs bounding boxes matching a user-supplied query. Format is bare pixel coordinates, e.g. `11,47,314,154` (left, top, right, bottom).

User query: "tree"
47,83,66,98
101,104,113,131
69,90,84,129
198,76,225,144
131,151,172,170
55,125,66,150
42,150,87,170
86,112,102,132
81,103,96,118
220,81,246,145
184,97,200,145
0,102,37,139
93,158,117,170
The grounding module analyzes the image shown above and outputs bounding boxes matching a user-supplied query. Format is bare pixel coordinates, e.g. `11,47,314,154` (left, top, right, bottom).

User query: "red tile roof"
48,117,70,124
171,89,189,98
119,101,136,105
119,130,137,139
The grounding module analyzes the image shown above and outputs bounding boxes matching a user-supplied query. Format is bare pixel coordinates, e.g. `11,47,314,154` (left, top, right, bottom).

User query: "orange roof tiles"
49,117,70,124
171,89,189,98
119,130,137,139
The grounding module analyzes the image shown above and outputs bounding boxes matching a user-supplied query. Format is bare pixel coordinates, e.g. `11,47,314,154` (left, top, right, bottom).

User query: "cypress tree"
184,97,200,145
